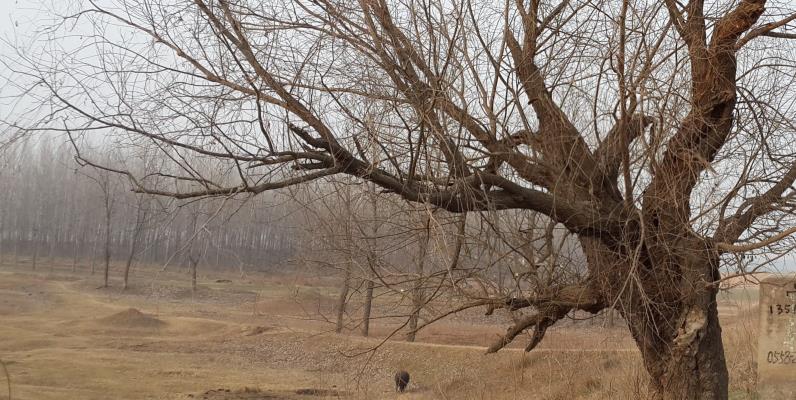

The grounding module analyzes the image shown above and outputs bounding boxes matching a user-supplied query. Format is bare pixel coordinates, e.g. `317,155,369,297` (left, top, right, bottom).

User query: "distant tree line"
0,140,294,281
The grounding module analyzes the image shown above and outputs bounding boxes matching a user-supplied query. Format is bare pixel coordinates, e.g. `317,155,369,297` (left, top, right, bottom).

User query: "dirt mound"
97,308,166,329
241,325,273,336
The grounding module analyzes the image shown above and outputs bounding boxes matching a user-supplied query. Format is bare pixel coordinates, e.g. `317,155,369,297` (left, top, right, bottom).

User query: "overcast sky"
1,0,47,41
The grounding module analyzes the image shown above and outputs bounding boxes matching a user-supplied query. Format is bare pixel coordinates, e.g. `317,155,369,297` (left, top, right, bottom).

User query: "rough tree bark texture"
581,235,727,399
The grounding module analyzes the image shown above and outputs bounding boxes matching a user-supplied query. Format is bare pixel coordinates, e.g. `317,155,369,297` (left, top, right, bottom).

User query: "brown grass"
0,261,763,399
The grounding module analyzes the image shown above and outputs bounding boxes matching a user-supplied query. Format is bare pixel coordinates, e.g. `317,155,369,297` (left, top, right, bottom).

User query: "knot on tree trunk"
673,307,708,352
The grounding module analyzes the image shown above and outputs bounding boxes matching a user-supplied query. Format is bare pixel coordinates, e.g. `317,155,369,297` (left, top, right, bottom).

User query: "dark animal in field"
394,370,410,393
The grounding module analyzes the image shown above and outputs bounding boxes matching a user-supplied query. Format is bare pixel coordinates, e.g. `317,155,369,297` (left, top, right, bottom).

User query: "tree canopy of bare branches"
4,0,796,398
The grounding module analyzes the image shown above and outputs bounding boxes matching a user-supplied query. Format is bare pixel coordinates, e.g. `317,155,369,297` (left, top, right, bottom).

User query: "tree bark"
642,299,728,400
580,231,729,400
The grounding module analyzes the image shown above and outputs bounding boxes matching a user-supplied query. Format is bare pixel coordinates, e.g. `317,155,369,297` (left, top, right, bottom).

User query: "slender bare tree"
76,164,119,288
122,195,151,290
406,211,430,342
359,182,379,337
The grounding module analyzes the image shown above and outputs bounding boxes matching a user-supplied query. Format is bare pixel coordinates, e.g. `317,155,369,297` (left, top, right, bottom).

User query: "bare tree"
123,195,151,290
359,183,379,337
188,210,200,293
406,212,430,342
79,169,118,288
292,181,358,334
7,1,796,398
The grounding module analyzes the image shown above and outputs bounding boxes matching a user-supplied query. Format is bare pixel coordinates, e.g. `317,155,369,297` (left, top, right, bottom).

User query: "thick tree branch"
486,304,571,354
716,226,796,252
486,312,545,354
596,114,654,183
715,160,796,244
493,285,603,313
737,12,796,48
711,0,767,49
644,0,768,229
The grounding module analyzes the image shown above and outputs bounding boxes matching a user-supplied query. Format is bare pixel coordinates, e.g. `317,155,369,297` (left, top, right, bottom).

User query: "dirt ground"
0,260,761,399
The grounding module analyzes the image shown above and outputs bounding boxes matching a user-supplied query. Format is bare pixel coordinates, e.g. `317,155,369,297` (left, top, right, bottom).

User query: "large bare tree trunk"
582,236,728,400
642,257,728,400
625,274,727,400
641,300,727,400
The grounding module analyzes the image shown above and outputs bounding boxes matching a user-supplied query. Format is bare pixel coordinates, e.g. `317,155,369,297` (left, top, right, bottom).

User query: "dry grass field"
0,259,762,400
